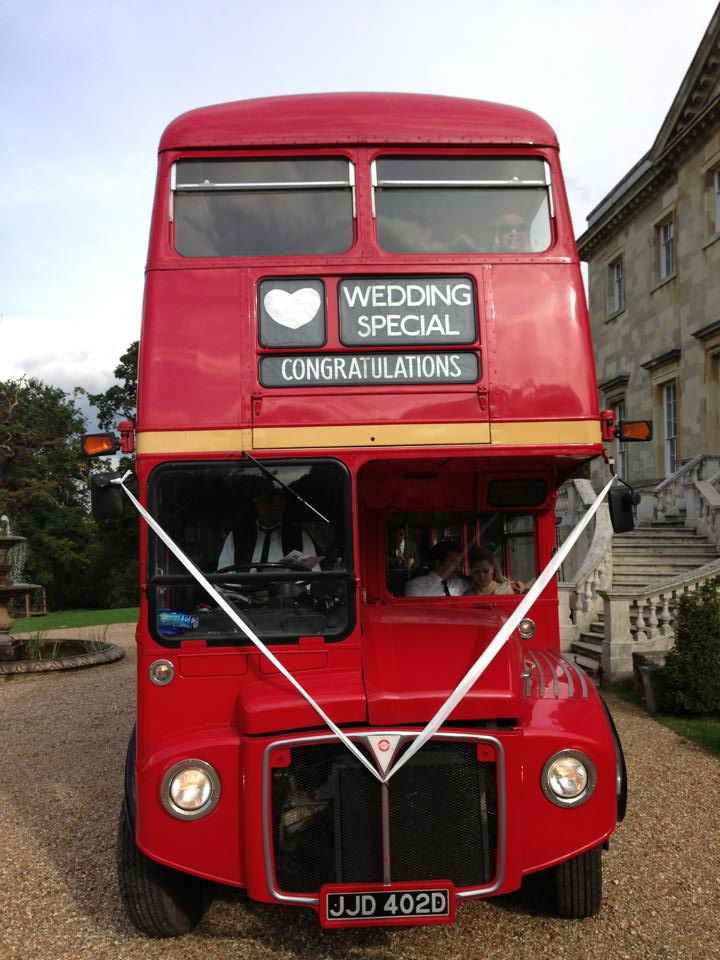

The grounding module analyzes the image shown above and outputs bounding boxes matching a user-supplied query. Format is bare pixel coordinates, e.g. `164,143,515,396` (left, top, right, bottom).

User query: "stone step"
571,640,602,662
613,557,710,583
612,564,717,576
570,653,602,678
612,544,717,556
613,577,682,588
613,534,708,545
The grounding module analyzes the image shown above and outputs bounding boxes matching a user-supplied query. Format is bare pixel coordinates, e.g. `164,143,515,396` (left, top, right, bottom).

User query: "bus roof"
159,92,558,152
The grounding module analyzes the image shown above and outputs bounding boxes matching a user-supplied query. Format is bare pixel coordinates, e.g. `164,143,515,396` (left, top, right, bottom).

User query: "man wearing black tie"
217,480,318,570
404,540,465,597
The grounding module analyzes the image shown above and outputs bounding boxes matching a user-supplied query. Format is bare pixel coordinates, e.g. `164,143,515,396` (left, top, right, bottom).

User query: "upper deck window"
373,156,552,254
173,158,355,257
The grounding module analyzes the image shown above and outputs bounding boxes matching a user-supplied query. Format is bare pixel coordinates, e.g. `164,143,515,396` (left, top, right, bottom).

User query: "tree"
86,340,138,430
660,578,720,716
84,340,140,607
0,377,94,608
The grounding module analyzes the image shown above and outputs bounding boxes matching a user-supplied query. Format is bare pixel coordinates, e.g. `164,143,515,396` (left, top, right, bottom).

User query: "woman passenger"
464,547,517,595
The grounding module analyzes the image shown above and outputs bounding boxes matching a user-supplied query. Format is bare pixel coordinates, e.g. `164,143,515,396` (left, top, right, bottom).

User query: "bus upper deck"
137,92,600,465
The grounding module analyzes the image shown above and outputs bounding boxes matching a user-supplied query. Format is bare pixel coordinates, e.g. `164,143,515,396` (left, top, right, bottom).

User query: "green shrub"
660,577,720,716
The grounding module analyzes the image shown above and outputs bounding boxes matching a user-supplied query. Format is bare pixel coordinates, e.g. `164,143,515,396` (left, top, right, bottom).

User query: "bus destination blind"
259,352,479,387
259,276,479,387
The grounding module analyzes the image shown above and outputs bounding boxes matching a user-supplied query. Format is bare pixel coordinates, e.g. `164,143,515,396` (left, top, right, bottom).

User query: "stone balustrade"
599,557,720,678
654,455,720,527
557,479,613,652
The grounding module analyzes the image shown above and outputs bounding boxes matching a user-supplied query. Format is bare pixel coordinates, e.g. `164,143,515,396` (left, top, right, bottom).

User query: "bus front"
114,94,624,936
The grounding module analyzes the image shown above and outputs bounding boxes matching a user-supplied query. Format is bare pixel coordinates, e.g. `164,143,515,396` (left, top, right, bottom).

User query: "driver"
217,479,318,570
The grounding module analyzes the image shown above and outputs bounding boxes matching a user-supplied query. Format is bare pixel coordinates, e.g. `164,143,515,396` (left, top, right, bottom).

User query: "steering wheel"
216,560,310,573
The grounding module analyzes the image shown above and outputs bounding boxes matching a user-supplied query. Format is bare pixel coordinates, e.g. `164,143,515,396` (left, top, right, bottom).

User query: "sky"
2,0,718,416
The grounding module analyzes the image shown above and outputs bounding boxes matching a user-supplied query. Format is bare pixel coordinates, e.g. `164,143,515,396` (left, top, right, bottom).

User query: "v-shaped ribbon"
112,471,615,783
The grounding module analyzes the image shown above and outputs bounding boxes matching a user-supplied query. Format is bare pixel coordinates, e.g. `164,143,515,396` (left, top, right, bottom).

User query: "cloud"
0,313,131,395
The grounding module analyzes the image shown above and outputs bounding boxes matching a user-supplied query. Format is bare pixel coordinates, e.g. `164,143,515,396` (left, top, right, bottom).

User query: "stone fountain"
0,516,40,661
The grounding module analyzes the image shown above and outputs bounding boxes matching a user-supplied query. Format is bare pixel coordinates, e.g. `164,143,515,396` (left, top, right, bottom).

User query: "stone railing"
654,455,720,526
686,470,720,549
600,557,720,678
557,480,614,652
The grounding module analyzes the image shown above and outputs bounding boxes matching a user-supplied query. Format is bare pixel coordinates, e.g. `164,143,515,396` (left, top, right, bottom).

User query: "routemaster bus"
86,93,636,936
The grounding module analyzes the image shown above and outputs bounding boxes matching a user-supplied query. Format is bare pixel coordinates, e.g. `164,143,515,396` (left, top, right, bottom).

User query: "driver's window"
148,460,351,643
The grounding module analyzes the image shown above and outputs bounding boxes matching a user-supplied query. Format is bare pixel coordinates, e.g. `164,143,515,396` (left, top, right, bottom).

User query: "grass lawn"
608,679,720,758
10,607,139,634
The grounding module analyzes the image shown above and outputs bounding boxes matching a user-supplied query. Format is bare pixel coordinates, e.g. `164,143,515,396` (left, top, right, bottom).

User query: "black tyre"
117,799,213,937
547,845,602,918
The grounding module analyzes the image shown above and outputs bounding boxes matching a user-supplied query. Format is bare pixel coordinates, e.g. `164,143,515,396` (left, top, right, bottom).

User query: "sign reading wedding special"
259,351,480,388
338,276,476,346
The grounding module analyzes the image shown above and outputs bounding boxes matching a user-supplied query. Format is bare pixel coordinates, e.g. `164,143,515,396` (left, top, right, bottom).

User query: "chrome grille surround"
261,730,506,906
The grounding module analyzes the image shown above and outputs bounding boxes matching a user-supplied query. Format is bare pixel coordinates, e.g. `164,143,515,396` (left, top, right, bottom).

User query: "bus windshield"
148,459,353,644
374,156,552,254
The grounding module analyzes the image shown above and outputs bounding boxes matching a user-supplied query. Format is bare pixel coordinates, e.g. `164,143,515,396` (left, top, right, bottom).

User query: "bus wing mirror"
90,472,124,520
617,420,653,442
608,483,640,534
82,433,120,457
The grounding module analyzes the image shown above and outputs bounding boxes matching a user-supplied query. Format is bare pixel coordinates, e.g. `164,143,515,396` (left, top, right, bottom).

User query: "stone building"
577,5,720,492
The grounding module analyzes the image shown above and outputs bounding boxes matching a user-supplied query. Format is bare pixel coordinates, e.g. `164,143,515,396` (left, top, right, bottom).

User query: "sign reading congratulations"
339,277,476,346
260,351,479,387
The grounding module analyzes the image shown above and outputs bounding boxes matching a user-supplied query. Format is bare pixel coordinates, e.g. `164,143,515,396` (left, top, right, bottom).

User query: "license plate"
320,882,455,927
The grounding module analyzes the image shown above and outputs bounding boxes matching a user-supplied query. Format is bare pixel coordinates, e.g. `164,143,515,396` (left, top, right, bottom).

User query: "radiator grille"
270,739,498,894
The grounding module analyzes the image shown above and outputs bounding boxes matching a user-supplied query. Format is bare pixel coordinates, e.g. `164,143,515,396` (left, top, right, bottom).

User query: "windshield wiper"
242,450,331,524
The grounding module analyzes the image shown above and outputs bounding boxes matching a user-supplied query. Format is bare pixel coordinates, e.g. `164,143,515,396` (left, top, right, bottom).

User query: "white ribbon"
383,472,616,780
114,469,615,785
111,472,383,783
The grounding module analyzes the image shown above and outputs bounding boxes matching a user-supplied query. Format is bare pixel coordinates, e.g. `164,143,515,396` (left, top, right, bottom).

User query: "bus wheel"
547,845,602,918
116,799,213,937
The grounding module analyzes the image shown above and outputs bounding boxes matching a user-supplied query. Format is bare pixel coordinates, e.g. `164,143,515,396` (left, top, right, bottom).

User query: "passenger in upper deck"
404,540,466,597
217,479,318,571
493,211,531,253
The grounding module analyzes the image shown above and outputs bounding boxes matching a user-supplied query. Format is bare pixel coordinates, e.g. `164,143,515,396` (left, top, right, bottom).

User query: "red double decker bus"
94,93,630,935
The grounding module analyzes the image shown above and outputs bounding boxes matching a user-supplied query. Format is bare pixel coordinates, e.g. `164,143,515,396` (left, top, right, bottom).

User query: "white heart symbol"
264,288,321,330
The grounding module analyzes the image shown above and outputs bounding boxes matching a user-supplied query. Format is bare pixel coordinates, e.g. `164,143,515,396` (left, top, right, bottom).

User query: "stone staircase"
570,519,720,676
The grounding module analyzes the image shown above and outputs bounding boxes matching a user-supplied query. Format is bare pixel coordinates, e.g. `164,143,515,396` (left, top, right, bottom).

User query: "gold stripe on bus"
252,423,490,449
490,420,602,445
136,429,253,454
135,420,600,454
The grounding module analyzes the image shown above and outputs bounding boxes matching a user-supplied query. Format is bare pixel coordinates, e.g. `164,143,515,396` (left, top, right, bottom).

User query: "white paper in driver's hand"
281,550,324,569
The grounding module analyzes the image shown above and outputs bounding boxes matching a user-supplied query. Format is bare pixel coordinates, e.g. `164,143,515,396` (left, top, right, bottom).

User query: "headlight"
161,760,220,819
541,750,596,807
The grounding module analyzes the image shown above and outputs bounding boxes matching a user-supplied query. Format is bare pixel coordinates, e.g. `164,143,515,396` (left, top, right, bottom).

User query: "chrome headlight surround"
541,749,596,808
161,759,221,820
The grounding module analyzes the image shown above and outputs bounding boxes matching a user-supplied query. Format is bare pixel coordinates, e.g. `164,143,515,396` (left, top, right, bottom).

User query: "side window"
386,511,536,597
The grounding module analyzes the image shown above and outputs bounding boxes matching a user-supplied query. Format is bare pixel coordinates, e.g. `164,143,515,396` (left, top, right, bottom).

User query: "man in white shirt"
217,481,317,570
404,540,466,597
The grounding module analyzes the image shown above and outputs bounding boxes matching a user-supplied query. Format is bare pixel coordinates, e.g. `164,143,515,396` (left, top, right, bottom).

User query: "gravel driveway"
2,623,719,960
